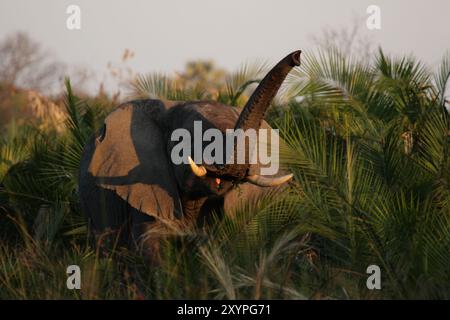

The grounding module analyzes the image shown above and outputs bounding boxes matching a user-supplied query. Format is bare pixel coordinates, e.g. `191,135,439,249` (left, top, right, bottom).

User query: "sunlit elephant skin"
78,51,301,260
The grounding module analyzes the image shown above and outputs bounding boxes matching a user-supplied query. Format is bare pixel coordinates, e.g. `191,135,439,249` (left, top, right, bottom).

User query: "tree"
0,32,65,91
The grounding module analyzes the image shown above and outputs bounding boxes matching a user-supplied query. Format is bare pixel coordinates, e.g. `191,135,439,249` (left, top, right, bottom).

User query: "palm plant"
274,47,450,298
0,80,110,246
130,61,270,108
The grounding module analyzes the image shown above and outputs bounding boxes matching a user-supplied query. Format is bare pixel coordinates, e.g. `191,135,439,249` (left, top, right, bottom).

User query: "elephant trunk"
202,51,301,181
219,50,301,179
234,50,301,131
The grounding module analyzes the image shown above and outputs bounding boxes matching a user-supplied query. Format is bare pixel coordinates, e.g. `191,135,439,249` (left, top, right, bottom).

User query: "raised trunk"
218,50,301,179
234,50,301,131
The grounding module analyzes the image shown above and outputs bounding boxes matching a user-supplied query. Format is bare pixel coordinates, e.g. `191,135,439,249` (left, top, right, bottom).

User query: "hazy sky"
1,0,449,92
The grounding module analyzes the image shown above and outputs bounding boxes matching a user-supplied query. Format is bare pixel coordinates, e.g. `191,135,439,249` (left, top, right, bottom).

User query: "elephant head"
79,50,301,246
164,50,301,200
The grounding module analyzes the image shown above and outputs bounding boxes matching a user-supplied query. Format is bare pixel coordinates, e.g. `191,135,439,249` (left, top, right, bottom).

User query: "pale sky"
1,0,449,93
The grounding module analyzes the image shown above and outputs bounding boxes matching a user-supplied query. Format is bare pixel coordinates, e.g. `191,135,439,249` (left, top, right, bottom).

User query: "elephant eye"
97,124,106,143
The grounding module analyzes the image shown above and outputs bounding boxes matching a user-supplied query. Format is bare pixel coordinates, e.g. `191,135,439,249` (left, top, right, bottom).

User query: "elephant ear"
88,100,183,220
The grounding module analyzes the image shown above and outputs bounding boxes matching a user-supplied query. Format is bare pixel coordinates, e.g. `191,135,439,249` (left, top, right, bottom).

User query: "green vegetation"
0,47,449,299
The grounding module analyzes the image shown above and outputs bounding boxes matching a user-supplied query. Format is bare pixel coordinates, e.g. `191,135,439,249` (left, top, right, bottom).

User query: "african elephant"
78,50,301,260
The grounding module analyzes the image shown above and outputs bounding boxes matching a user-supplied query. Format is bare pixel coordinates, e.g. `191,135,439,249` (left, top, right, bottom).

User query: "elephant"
78,50,301,260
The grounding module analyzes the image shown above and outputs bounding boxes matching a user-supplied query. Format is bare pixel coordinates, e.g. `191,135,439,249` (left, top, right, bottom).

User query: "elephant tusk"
245,173,293,187
188,156,207,177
